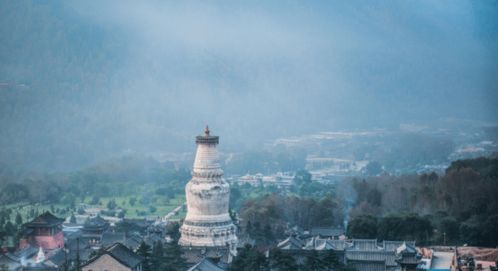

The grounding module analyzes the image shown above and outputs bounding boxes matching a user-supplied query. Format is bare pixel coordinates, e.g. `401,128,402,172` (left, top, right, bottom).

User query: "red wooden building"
20,212,64,250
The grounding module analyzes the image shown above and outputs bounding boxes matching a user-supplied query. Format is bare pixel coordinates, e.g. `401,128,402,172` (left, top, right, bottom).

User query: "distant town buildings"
229,172,295,189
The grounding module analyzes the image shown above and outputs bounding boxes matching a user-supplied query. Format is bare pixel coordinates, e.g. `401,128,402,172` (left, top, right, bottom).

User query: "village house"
81,243,144,271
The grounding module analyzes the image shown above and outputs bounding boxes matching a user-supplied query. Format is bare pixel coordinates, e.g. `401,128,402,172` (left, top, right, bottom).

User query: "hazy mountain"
0,0,497,171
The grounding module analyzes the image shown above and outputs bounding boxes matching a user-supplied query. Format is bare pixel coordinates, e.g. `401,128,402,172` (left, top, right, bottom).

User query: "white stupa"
35,247,45,263
179,126,238,251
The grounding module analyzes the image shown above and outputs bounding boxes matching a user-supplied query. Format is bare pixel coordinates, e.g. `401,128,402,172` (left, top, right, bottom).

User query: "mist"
0,0,497,171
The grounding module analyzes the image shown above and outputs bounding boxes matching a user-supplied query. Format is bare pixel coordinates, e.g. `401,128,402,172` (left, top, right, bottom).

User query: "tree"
269,249,299,271
4,221,16,235
148,206,157,213
229,244,268,271
366,188,382,207
294,169,311,185
438,217,459,245
160,242,187,271
480,215,498,247
29,208,35,218
90,196,100,205
117,210,126,218
70,213,77,224
302,250,328,271
151,241,165,270
321,250,340,269
0,212,5,226
377,214,433,245
129,197,137,206
136,241,152,271
107,199,117,210
347,215,378,239
166,222,181,242
77,207,85,215
246,220,253,236
15,213,22,225
263,224,274,242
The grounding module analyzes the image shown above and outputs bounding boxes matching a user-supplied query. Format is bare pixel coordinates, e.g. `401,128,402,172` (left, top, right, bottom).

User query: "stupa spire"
35,247,45,263
179,127,238,250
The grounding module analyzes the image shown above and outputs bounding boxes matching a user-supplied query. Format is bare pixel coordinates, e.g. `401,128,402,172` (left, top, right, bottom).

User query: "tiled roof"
303,237,344,251
45,249,66,266
181,247,230,265
106,243,144,268
395,242,417,255
25,212,64,227
396,254,420,265
348,260,386,271
124,234,142,249
0,254,21,270
346,250,398,267
101,231,125,247
14,245,38,259
329,240,351,251
277,237,304,250
20,262,59,270
82,242,143,269
349,239,380,251
383,240,416,252
187,258,226,271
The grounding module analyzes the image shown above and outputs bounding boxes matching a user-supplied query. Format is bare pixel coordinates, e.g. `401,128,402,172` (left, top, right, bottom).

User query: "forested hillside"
347,156,498,246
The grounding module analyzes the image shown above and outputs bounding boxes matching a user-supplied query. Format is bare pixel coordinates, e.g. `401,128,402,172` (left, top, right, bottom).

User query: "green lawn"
92,195,186,219
3,194,186,223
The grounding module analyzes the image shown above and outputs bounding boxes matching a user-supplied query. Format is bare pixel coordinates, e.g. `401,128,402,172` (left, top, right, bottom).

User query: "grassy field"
94,195,186,219
3,194,186,223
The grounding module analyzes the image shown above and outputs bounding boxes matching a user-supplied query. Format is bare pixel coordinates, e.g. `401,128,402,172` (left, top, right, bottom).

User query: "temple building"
20,212,64,250
179,126,238,254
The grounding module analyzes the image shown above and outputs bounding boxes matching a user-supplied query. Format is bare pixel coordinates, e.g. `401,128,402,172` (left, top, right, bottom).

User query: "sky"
0,0,497,171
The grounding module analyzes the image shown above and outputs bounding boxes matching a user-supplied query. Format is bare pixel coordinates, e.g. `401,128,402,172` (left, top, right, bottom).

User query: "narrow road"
163,202,186,220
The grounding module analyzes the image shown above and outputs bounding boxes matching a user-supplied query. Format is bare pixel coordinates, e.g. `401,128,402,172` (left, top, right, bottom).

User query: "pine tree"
229,244,268,271
15,213,22,225
151,241,164,270
302,250,326,271
69,213,77,224
136,241,152,271
321,250,340,269
0,213,5,227
246,220,253,236
160,241,187,271
4,221,16,235
263,224,274,242
269,249,298,271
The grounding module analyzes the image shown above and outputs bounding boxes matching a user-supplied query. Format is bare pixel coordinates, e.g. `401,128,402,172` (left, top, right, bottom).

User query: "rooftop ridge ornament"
205,125,210,136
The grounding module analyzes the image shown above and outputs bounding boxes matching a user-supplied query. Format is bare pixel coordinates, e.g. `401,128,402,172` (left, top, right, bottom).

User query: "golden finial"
204,125,210,136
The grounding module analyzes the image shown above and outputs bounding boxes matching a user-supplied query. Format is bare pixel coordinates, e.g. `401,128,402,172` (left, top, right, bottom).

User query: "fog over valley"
2,2,498,269
0,1,497,172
